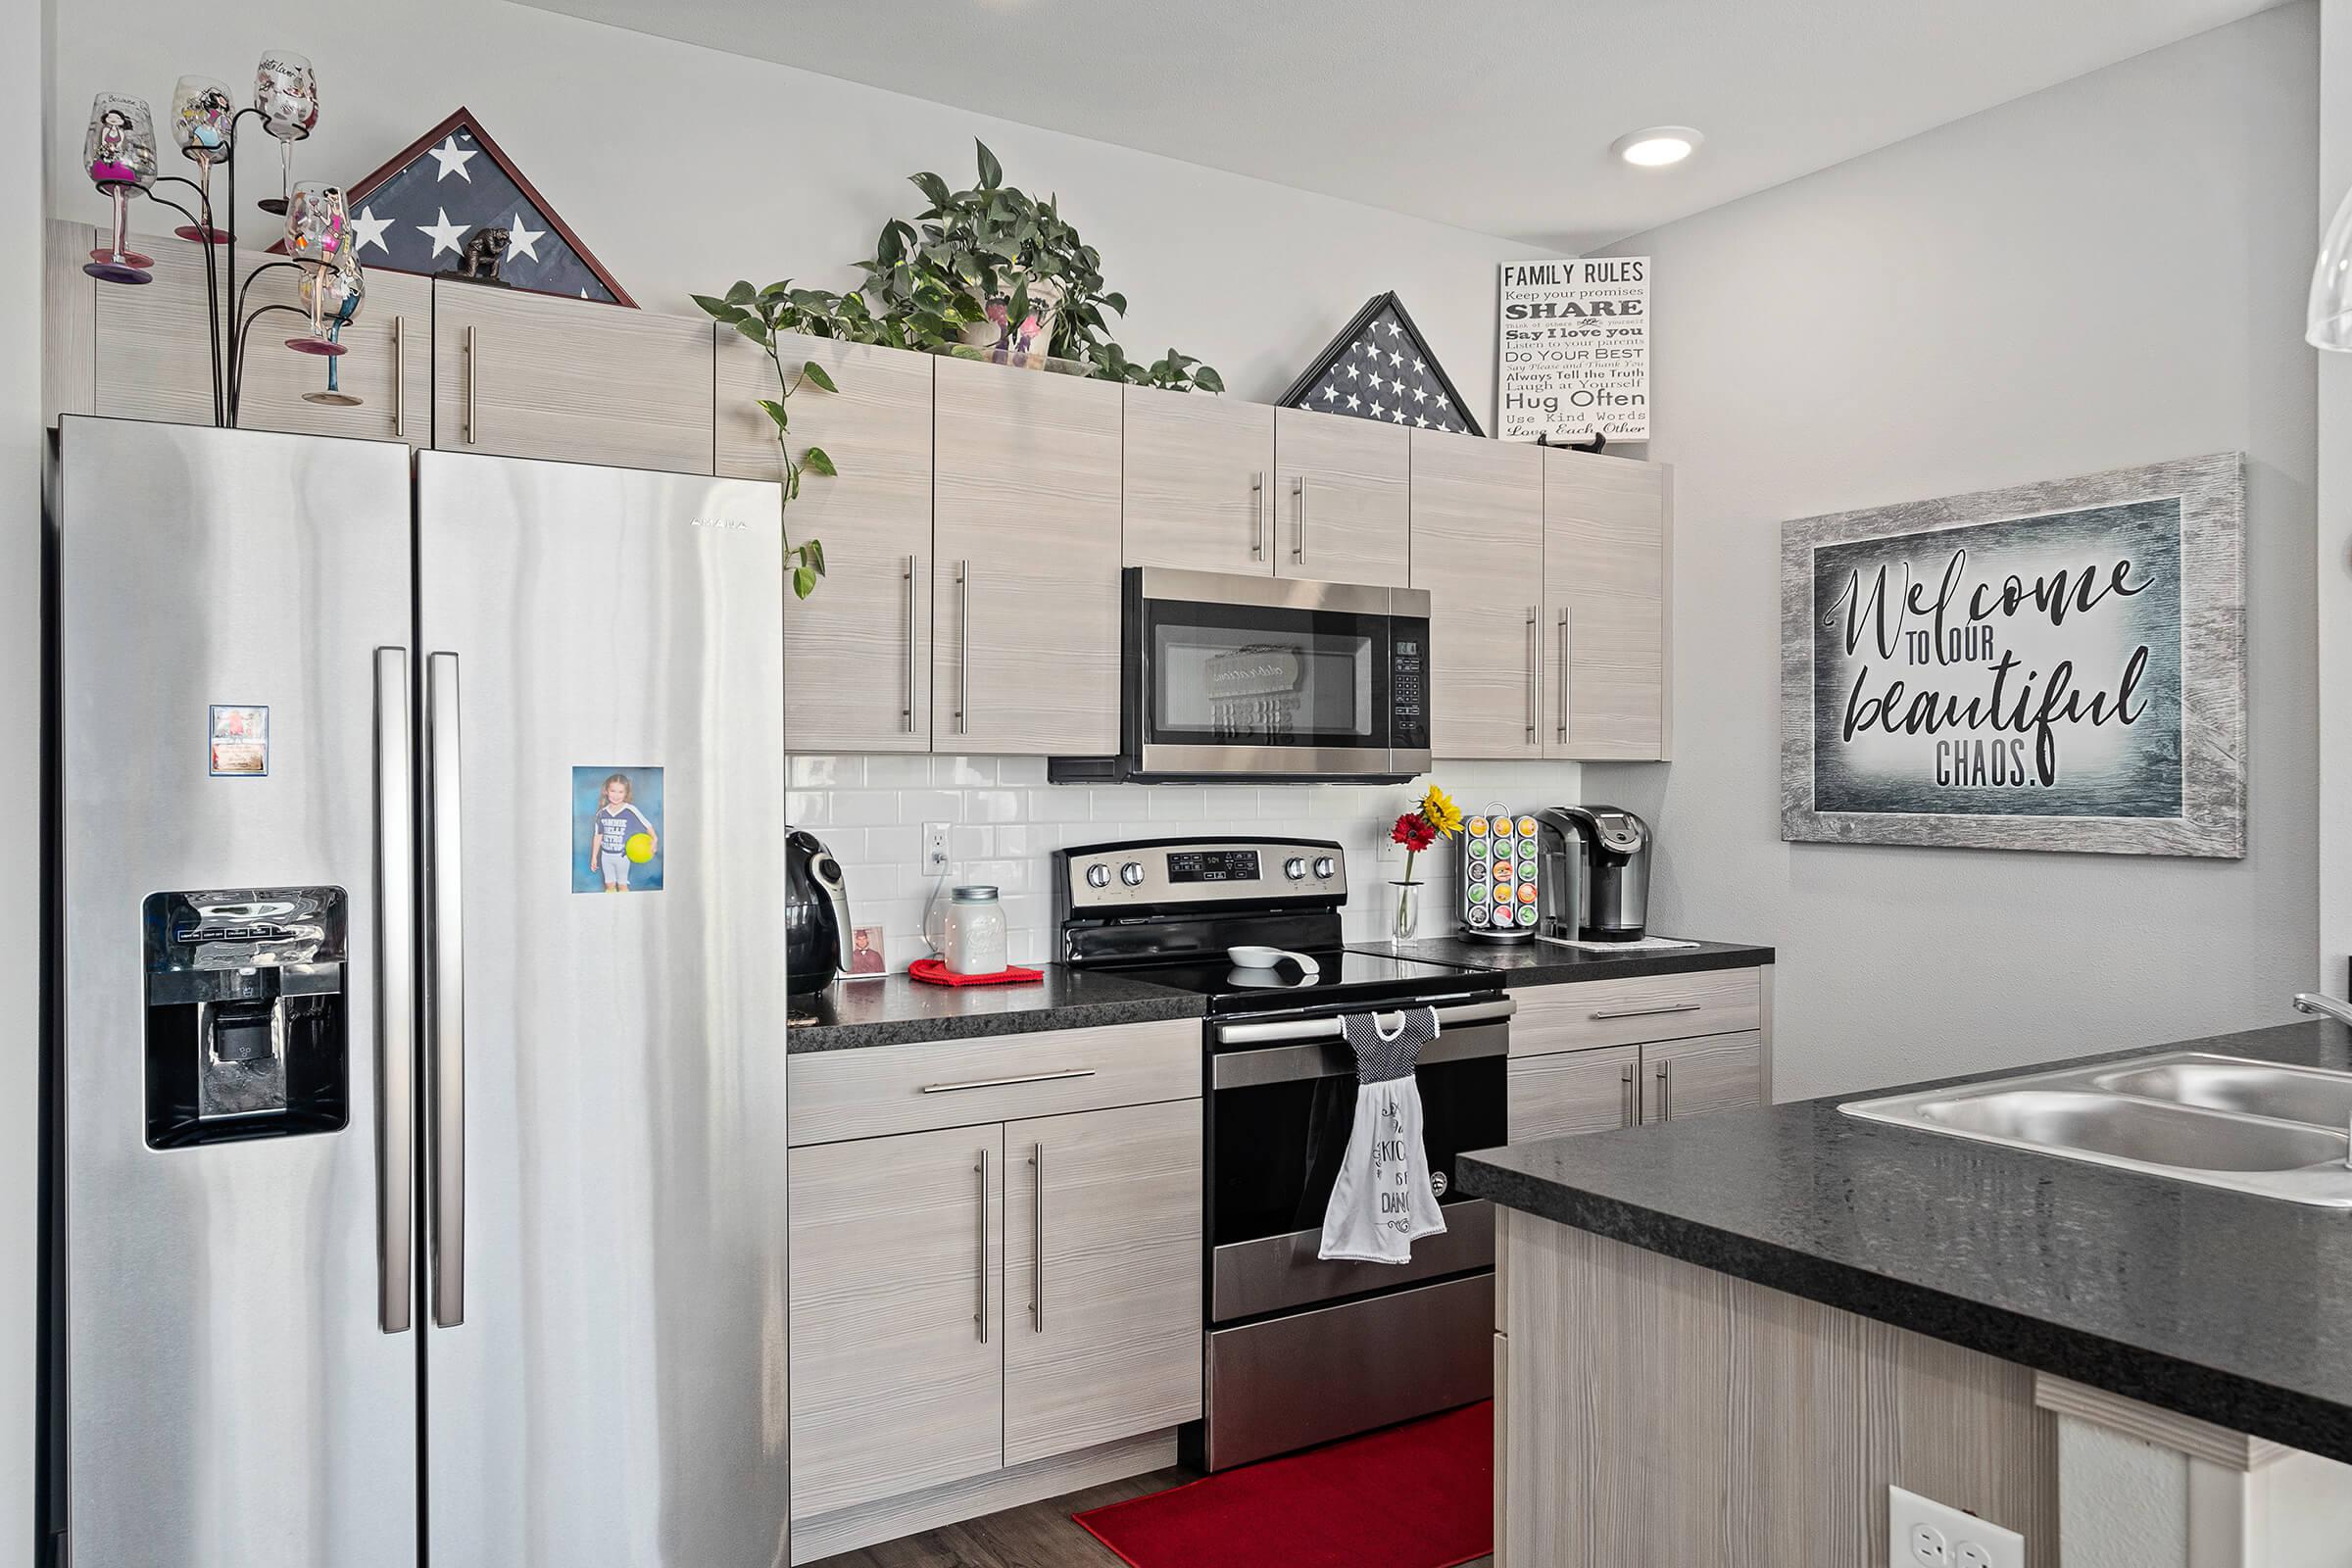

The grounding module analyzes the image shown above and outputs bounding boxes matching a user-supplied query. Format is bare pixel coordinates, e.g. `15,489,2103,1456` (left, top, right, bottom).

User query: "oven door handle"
1211,999,1514,1090
1213,996,1514,1046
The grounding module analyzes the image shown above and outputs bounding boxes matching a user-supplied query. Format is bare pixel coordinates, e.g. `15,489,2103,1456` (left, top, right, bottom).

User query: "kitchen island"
1460,1020,2352,1568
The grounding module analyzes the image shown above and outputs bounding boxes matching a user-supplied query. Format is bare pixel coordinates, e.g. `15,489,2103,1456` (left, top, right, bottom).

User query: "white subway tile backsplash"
801,755,1581,973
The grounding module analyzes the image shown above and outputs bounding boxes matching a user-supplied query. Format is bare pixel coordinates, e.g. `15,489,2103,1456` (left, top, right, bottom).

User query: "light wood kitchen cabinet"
1002,1100,1203,1466
719,332,936,751
1544,448,1671,760
788,1124,1005,1520
1411,428,1546,758
433,283,714,472
1273,406,1410,586
1641,1032,1764,1123
1507,1043,1639,1142
1122,384,1276,573
76,226,431,443
932,355,1123,755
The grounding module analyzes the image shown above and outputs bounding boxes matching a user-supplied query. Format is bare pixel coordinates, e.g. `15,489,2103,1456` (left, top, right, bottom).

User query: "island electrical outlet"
1888,1486,2022,1568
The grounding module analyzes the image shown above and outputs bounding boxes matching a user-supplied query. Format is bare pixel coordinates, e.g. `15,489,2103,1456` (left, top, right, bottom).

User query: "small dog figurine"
453,226,512,285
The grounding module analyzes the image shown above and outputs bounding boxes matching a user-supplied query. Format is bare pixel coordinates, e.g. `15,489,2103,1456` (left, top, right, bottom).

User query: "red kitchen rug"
1073,1400,1492,1568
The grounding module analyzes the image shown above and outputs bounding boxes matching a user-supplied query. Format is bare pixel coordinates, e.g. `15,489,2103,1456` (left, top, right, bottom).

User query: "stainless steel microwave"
1051,567,1433,784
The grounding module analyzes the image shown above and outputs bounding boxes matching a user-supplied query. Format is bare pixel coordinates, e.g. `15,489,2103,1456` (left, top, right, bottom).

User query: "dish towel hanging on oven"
1318,1005,1448,1264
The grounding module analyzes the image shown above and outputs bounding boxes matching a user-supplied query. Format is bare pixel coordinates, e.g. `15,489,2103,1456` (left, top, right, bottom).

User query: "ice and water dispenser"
141,887,351,1149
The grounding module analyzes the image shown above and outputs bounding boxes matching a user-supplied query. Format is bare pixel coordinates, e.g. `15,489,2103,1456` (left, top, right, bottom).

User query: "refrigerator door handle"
374,647,416,1335
426,651,467,1329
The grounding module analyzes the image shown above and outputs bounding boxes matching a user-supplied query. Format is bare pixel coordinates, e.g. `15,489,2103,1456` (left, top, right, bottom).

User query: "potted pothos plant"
690,281,845,600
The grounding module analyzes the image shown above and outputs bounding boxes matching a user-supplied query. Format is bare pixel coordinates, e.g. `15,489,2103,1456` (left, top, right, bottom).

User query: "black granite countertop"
1460,1020,2352,1465
1353,935,1775,986
785,964,1204,1053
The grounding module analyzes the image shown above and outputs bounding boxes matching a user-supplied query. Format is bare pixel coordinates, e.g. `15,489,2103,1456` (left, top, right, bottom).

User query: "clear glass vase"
1389,879,1423,941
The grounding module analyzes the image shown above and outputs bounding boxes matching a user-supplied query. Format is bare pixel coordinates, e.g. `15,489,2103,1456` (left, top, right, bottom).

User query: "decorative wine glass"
82,93,159,285
284,182,352,355
299,257,367,392
170,75,235,244
253,49,317,217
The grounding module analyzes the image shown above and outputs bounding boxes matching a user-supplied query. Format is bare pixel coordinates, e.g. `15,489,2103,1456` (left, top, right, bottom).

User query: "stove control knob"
1284,857,1307,881
1119,861,1147,887
1084,863,1111,889
1313,856,1337,880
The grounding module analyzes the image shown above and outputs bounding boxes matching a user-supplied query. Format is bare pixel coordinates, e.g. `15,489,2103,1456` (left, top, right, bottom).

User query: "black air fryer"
785,829,855,996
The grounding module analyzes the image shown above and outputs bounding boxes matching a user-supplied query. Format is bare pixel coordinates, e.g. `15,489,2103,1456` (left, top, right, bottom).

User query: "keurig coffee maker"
1559,806,1653,942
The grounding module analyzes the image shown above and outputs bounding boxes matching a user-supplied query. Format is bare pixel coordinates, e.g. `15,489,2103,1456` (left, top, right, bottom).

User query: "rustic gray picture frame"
1779,452,2244,858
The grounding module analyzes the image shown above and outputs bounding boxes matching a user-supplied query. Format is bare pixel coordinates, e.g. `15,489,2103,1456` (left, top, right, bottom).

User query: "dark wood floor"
806,1465,1194,1568
806,1465,1494,1568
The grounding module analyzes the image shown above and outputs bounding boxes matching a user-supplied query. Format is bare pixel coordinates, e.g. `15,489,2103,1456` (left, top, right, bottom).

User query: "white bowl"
1226,945,1284,969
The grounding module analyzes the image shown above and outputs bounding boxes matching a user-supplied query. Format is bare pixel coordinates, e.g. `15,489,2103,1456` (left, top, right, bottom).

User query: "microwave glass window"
1151,622,1376,746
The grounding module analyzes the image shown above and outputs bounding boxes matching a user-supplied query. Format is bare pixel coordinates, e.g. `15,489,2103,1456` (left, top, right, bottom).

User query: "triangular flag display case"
1277,292,1483,437
274,106,635,307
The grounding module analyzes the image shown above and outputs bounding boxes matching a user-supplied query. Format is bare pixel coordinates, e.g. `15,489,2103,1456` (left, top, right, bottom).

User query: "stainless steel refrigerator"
49,416,791,1567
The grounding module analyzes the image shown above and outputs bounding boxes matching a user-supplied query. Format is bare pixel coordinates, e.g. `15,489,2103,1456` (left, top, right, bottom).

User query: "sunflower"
1419,784,1462,838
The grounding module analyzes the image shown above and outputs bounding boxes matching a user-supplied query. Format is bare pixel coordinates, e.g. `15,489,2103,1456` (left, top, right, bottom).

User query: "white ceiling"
529,0,2288,252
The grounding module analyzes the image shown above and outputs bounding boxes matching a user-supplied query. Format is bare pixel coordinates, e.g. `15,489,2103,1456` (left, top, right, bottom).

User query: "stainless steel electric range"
1054,835,1511,1471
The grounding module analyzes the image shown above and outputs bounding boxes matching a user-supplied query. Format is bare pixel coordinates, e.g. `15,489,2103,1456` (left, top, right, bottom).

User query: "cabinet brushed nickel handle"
1525,606,1539,745
1030,1143,1047,1333
1619,1061,1636,1129
975,1149,990,1344
955,560,971,735
1250,471,1265,561
392,316,407,438
1293,476,1307,566
1592,1002,1702,1021
1656,1060,1673,1121
902,556,918,733
462,325,477,446
920,1067,1096,1095
1556,606,1571,743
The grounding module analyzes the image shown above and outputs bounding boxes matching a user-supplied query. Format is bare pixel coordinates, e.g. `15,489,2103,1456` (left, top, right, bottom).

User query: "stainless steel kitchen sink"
1841,1053,2352,1205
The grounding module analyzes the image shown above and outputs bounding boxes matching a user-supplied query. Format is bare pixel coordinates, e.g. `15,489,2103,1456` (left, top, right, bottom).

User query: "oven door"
1128,567,1430,780
1205,995,1509,1324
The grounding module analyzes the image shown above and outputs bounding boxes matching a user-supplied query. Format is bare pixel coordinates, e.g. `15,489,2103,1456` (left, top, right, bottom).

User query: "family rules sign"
1780,454,2244,858
1496,257,1649,442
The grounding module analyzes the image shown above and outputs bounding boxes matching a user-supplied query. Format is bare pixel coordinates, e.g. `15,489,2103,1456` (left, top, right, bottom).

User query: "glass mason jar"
943,884,1008,976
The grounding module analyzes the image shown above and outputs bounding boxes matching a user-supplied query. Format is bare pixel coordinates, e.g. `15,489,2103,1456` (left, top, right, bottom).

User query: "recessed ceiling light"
1612,126,1703,170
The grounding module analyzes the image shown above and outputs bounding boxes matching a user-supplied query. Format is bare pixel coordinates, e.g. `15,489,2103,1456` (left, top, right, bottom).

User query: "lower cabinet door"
1642,1032,1765,1123
1507,1045,1640,1143
788,1125,1004,1519
1002,1100,1203,1466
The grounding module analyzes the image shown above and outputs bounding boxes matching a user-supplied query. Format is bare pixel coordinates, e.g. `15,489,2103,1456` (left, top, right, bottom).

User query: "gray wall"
1590,4,2322,1101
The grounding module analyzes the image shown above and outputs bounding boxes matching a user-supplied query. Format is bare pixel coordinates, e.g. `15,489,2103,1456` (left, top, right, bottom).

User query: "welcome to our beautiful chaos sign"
1779,454,2244,858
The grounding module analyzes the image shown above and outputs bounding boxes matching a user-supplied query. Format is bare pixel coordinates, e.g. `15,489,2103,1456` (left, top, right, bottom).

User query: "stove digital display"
1167,850,1260,884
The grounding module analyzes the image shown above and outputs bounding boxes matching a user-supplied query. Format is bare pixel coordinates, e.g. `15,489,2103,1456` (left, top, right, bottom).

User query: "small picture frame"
846,924,888,979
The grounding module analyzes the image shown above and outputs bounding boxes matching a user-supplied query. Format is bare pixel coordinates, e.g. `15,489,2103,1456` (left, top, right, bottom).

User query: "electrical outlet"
922,822,951,875
1889,1487,2022,1568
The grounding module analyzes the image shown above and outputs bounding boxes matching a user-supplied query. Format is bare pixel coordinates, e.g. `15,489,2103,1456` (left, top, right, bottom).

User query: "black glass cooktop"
1092,950,1498,1016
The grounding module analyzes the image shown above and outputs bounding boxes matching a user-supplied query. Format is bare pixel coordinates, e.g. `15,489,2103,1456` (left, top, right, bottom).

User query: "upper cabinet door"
89,234,431,445
1272,407,1409,586
1544,449,1670,760
719,332,936,752
434,285,714,473
932,356,1123,756
1122,385,1276,574
1410,429,1545,759
1002,1100,1203,1468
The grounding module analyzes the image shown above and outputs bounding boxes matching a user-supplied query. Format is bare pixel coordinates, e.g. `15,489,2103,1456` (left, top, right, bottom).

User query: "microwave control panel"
1391,623,1430,750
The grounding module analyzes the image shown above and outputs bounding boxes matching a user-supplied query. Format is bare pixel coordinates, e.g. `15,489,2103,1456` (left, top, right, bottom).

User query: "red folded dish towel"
907,957,1046,988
